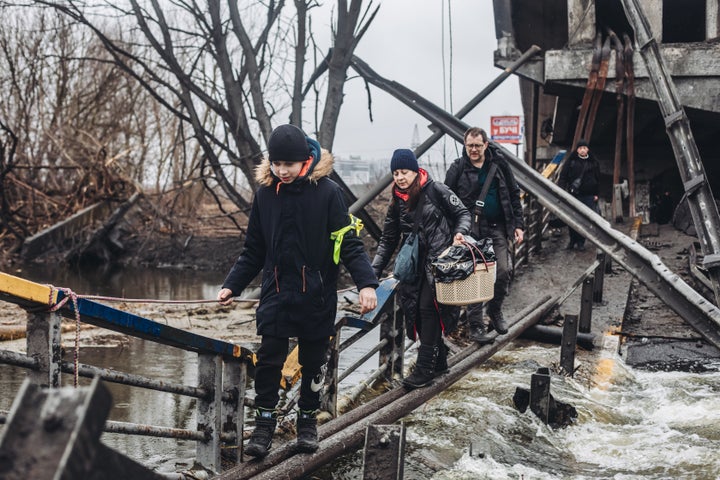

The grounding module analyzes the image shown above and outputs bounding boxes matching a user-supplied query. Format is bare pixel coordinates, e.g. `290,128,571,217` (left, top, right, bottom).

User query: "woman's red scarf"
393,168,428,202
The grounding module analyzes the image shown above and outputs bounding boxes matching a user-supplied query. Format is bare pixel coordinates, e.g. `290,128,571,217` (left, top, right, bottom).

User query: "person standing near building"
444,127,525,343
558,139,601,251
372,149,471,389
217,124,378,458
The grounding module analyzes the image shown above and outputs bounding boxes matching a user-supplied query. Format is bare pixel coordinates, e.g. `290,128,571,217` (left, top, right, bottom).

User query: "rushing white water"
390,342,720,480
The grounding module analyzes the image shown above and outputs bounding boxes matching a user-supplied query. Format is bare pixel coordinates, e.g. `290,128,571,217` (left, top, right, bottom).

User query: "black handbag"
393,232,420,283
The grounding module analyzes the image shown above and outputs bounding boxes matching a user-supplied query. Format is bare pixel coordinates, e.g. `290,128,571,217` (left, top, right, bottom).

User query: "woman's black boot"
434,341,449,376
403,344,438,389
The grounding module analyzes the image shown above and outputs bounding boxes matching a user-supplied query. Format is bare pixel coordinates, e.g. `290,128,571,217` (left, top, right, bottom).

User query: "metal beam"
620,0,720,306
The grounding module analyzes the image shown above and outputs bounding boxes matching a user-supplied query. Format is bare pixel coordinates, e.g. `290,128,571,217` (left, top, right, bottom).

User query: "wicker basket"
435,262,496,306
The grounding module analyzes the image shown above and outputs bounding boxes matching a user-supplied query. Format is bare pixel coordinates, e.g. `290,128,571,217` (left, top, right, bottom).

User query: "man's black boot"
296,409,319,453
468,322,494,345
434,341,449,376
488,302,509,334
403,344,438,389
245,408,276,459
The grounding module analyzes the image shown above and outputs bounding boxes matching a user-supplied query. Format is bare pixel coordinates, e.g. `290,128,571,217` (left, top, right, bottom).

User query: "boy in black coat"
218,124,378,457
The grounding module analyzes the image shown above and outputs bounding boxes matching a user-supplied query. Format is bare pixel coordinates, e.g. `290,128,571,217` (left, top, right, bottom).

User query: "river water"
2,266,720,479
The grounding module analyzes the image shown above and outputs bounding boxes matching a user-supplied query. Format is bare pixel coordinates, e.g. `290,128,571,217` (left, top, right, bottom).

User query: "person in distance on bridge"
444,127,525,344
372,148,471,389
558,139,600,251
217,124,379,458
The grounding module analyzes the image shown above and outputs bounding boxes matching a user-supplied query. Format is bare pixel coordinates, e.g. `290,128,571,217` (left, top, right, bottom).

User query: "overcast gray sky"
326,0,523,164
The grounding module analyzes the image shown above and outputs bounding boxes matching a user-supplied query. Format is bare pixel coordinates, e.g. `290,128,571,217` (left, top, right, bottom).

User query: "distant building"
334,155,372,186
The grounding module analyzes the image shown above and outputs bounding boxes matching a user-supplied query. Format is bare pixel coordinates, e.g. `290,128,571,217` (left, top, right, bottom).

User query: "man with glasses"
444,127,525,343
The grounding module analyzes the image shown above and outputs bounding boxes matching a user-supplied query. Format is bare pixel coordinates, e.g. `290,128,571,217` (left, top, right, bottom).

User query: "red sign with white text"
490,116,522,144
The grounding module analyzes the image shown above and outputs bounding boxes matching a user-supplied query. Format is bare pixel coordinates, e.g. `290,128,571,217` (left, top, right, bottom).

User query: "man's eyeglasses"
465,143,485,150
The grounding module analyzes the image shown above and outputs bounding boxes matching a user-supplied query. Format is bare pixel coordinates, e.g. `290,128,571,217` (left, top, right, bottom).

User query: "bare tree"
0,7,199,249
29,0,380,211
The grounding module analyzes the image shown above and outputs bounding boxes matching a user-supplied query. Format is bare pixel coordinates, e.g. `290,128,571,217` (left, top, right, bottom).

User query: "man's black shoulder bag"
472,163,498,236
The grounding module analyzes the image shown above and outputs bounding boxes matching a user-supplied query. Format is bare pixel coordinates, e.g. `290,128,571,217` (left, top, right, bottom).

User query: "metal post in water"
560,315,579,375
530,367,551,424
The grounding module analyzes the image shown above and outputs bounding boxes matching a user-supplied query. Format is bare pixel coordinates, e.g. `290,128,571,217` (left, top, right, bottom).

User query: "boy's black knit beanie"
268,124,310,162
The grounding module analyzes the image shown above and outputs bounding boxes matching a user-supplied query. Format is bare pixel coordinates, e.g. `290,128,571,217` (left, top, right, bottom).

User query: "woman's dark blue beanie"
390,149,419,172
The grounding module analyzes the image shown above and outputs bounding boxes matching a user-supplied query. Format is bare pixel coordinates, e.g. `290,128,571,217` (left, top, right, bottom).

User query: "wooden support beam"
0,377,164,479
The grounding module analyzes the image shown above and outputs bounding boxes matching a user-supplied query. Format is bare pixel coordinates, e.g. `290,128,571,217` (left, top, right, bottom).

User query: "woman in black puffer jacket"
372,149,471,389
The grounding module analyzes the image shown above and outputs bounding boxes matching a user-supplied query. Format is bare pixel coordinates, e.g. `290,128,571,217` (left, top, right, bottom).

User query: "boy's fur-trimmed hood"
255,149,335,187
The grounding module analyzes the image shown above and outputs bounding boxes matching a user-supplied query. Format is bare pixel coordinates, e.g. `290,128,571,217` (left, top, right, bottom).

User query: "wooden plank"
0,377,111,479
54,291,252,361
0,271,253,362
0,271,57,305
